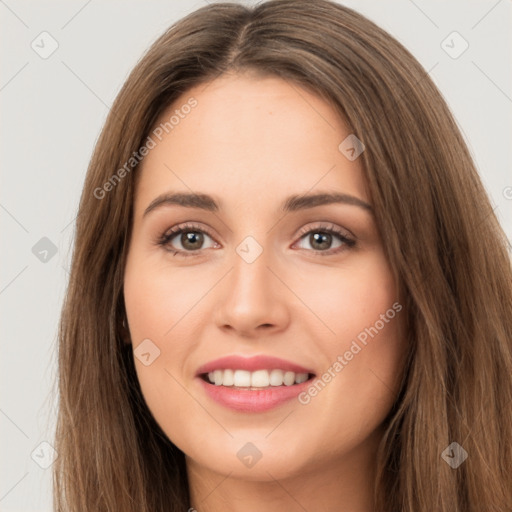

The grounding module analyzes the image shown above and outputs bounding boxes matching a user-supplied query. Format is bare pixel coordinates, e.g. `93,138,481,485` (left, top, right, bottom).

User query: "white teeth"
283,371,295,386
233,370,251,387
295,372,308,384
222,369,234,386
205,369,310,387
213,370,223,386
251,370,269,387
269,369,284,386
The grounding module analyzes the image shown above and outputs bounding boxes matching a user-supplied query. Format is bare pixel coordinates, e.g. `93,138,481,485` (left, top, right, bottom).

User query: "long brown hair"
53,1,512,510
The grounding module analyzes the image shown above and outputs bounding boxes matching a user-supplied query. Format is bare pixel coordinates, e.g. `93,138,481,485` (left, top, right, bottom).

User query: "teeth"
234,370,251,387
222,369,234,386
206,369,310,387
251,369,269,387
213,370,222,386
283,371,295,386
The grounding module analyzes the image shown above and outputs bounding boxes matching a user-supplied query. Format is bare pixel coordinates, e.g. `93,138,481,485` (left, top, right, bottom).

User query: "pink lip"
195,355,315,412
196,355,314,376
198,378,313,412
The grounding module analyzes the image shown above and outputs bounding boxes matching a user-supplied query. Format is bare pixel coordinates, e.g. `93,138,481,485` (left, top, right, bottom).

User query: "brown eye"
179,231,205,251
308,232,333,251
294,225,356,256
157,223,218,257
163,229,214,253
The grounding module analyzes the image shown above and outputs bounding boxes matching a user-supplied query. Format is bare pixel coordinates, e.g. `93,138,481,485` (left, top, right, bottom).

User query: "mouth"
196,365,316,412
199,369,316,389
195,355,316,412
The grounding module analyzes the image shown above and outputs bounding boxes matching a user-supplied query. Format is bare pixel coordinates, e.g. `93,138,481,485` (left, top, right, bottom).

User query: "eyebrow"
143,191,372,217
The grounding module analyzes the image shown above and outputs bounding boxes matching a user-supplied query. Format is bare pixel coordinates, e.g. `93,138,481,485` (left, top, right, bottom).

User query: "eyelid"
291,222,356,256
157,221,219,253
294,222,355,241
160,221,216,241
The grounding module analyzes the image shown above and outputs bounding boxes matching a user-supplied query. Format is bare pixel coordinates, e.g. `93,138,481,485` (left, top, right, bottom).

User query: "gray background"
1,0,511,510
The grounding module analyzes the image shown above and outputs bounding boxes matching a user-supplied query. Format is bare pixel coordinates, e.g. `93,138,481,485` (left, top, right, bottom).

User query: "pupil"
182,231,203,250
311,232,331,250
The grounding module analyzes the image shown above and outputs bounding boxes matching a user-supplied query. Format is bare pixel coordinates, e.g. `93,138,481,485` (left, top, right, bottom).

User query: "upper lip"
196,355,315,376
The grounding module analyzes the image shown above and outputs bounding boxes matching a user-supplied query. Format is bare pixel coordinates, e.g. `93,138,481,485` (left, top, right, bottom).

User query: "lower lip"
197,376,313,412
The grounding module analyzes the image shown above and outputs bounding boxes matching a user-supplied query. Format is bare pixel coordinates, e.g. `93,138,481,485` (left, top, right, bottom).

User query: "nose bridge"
213,232,289,334
230,234,273,302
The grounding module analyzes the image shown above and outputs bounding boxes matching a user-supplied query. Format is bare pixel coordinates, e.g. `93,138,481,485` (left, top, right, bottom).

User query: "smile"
195,355,317,412
203,369,311,387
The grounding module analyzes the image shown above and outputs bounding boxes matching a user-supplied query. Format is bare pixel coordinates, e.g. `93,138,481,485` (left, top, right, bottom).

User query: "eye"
156,222,356,258
293,223,356,256
156,222,218,257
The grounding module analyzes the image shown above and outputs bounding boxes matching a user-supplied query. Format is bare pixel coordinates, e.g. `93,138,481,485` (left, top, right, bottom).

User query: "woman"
53,1,512,511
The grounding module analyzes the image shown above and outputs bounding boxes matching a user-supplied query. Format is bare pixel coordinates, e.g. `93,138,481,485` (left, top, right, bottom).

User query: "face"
123,72,406,481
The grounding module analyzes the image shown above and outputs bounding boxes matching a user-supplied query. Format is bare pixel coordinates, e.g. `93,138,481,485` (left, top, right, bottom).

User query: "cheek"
123,251,216,434
294,254,405,427
294,252,400,344
123,249,212,345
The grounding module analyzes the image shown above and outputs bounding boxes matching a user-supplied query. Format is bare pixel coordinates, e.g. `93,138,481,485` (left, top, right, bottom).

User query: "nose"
213,244,290,339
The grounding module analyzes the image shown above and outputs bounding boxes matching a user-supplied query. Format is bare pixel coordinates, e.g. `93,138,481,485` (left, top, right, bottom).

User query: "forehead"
134,72,369,214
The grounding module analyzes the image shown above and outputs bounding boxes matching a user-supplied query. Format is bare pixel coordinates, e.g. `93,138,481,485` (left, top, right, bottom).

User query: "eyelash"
156,222,356,258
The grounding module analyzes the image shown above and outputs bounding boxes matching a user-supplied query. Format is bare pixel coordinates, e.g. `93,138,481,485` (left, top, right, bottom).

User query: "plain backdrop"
1,0,511,510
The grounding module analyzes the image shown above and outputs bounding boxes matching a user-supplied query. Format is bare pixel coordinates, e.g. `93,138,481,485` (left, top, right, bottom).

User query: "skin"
123,71,407,512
